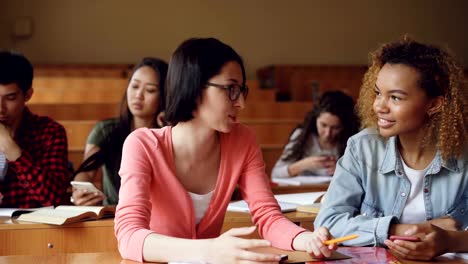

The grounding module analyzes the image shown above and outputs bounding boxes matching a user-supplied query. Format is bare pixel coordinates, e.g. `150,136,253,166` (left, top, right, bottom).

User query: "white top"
400,157,431,224
271,128,339,178
188,190,214,224
0,151,7,181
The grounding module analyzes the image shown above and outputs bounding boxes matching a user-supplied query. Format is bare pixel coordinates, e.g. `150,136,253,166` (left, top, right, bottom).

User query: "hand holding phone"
389,235,421,242
70,181,105,206
70,181,101,193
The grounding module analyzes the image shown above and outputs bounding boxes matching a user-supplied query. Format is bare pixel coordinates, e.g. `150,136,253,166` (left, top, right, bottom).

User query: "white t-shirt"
400,157,432,224
188,190,214,224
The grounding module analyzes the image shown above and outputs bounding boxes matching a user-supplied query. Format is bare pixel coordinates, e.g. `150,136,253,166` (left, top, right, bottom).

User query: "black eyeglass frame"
205,82,249,101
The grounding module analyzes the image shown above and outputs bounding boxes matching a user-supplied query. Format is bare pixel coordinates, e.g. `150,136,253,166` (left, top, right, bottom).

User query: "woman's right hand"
71,188,106,206
206,226,283,264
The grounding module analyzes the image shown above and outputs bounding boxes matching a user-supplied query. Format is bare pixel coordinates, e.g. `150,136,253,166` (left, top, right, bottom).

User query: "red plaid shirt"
0,108,69,208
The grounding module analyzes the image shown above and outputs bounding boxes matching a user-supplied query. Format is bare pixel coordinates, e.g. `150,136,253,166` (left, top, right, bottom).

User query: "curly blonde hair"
357,37,467,160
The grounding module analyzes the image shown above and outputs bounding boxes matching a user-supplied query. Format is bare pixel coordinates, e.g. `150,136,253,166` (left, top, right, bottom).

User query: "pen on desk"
323,234,359,245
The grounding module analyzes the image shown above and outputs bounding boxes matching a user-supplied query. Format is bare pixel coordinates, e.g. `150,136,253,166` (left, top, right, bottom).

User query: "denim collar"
379,136,459,176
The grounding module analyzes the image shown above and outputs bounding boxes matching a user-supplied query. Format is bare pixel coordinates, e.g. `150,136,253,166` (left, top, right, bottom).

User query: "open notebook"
227,191,325,213
16,205,115,225
0,206,53,218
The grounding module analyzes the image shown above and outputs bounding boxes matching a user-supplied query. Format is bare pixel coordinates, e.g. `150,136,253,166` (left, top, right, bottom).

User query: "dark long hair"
282,91,359,162
165,38,246,124
74,57,168,175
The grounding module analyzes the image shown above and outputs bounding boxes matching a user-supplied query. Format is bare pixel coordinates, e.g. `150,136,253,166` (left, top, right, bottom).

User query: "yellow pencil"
323,234,359,245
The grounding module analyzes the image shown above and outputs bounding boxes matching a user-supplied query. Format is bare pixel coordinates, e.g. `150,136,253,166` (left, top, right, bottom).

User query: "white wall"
1,0,467,77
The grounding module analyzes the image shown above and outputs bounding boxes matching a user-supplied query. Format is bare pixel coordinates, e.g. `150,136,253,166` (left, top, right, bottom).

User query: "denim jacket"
314,128,468,247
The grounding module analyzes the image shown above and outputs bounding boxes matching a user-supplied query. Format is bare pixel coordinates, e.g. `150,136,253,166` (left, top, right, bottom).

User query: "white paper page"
440,253,468,260
272,176,332,186
55,205,104,215
0,206,53,217
274,191,326,205
227,200,297,213
168,261,206,264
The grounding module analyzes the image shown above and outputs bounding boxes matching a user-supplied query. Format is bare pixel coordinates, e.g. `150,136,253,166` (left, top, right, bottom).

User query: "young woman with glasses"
115,38,337,263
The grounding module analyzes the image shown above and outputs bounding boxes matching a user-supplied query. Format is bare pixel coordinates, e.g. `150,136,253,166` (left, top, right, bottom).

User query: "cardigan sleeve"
114,129,156,262
237,127,306,250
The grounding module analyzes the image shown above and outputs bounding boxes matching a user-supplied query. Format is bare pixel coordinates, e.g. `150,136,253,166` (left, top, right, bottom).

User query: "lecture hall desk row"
0,211,316,256
2,249,467,264
27,101,313,121
0,250,468,264
67,144,284,178
29,78,276,104
62,120,298,175
61,119,300,150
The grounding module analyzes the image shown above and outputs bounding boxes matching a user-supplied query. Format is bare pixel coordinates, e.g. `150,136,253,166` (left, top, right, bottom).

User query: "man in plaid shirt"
0,51,69,208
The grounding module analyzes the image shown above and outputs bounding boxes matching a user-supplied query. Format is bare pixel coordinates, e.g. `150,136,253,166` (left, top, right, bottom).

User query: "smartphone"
70,181,100,193
279,254,288,262
389,235,420,242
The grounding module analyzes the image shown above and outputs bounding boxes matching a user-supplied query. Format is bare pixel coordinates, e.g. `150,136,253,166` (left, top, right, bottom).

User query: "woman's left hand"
384,223,451,260
293,227,338,258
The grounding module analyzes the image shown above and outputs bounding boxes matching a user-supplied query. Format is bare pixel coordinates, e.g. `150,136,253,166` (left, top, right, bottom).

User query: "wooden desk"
231,184,329,200
0,217,116,256
0,248,466,264
271,184,329,194
0,211,315,256
221,211,316,236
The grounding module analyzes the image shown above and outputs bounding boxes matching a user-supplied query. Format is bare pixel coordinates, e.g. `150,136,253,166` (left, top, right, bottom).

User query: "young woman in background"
272,91,359,178
71,57,168,205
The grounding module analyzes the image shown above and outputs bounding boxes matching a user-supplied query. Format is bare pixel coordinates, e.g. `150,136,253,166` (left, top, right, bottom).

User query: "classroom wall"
1,0,467,77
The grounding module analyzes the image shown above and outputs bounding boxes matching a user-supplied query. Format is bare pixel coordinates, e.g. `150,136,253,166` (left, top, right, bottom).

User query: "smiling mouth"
377,118,395,128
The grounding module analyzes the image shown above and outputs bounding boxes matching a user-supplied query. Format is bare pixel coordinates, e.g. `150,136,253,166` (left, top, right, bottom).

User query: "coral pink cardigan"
115,124,306,262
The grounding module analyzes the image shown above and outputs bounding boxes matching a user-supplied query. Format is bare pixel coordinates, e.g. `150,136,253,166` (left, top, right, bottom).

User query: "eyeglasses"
206,82,249,101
